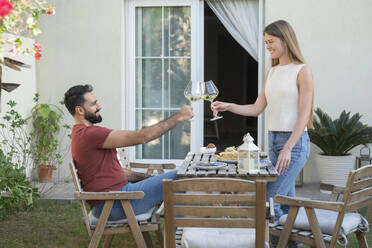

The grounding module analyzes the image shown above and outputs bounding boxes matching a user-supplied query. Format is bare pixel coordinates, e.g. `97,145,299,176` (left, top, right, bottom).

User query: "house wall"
36,0,125,179
265,0,372,183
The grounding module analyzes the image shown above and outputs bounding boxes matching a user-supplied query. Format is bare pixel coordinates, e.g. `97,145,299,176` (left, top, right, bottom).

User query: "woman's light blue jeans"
267,131,310,247
91,170,178,221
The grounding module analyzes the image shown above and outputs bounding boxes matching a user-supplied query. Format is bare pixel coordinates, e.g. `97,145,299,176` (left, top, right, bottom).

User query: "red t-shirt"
71,124,128,207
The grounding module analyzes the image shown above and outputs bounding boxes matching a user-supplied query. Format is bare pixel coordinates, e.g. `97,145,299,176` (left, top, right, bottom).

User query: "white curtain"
206,0,259,61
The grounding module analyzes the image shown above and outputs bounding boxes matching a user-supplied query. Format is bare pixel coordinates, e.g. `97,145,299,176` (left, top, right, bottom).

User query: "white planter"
315,153,355,187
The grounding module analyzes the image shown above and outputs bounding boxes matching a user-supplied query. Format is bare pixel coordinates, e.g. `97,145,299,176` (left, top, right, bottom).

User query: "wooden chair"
270,164,372,248
162,178,272,248
69,162,163,248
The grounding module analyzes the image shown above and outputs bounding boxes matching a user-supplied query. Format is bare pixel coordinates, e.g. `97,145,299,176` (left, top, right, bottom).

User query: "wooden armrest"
129,162,176,170
74,191,144,200
274,195,344,212
320,183,345,194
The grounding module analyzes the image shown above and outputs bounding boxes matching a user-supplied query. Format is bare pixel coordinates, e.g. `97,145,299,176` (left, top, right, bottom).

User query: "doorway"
204,4,258,151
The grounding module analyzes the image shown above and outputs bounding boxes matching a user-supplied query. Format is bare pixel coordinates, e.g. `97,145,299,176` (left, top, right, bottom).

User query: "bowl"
200,147,216,154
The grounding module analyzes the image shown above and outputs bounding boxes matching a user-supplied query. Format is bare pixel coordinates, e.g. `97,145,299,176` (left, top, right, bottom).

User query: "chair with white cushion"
162,178,272,248
69,161,163,248
270,164,372,248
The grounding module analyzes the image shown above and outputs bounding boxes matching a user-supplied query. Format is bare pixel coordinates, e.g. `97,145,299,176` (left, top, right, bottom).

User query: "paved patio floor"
36,181,331,201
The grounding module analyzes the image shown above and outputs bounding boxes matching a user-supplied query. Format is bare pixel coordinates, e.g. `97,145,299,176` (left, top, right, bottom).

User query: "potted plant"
30,93,69,182
309,108,372,187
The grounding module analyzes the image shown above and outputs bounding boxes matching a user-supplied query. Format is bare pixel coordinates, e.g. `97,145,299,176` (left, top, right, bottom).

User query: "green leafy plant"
309,108,372,156
0,149,39,219
0,100,32,170
30,93,70,169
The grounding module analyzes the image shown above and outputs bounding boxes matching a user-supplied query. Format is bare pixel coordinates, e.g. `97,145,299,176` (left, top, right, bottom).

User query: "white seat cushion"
181,228,265,248
278,207,368,235
88,207,155,228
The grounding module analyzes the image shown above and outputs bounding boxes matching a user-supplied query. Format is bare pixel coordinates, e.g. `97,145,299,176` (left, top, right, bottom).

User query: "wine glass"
202,80,223,121
184,80,202,103
184,80,202,121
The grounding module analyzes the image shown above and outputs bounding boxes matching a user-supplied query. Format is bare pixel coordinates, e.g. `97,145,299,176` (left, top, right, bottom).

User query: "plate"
216,159,238,164
191,161,227,170
215,159,272,167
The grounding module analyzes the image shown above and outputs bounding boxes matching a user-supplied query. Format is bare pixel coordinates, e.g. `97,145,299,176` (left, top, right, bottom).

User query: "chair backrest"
162,178,267,248
69,161,93,236
344,164,372,212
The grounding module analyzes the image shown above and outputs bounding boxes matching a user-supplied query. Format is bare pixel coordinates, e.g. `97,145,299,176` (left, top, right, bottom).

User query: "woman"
211,20,313,247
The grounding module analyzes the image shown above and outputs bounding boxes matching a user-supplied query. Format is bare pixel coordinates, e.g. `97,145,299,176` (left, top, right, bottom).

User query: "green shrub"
0,150,39,219
309,108,372,156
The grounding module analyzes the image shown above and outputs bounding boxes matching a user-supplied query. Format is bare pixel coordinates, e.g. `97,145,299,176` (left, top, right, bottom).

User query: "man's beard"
84,109,102,124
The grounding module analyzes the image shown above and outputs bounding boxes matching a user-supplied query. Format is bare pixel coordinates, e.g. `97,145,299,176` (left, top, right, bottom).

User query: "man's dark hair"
64,84,93,115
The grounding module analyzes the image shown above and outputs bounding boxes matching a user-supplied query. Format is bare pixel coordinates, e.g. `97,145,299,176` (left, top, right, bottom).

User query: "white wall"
0,35,36,177
36,0,125,179
265,0,372,182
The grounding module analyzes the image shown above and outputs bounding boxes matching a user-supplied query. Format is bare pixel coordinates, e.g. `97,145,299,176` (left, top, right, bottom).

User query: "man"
64,84,193,220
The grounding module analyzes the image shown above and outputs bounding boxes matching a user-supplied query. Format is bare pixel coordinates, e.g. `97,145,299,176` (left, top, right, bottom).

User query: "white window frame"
124,0,204,165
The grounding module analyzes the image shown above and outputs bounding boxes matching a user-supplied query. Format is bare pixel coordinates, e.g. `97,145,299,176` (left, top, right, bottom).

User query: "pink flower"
47,7,55,15
35,52,42,60
9,48,18,55
34,43,42,51
0,0,13,17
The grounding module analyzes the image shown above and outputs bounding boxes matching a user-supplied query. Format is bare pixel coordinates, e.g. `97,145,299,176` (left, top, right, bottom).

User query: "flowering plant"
0,0,55,61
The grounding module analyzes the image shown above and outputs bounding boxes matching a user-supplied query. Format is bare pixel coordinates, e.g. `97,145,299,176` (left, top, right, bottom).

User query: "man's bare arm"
102,105,193,149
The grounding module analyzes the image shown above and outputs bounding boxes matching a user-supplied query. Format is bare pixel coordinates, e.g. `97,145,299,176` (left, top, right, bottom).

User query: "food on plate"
216,151,238,161
225,146,236,152
200,145,217,154
206,143,216,149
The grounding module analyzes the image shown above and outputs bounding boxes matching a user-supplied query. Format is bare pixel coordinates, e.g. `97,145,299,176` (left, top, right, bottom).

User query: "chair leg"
277,207,299,248
156,228,164,248
355,231,368,248
143,232,153,248
121,200,147,247
89,200,114,248
103,234,114,248
304,208,326,248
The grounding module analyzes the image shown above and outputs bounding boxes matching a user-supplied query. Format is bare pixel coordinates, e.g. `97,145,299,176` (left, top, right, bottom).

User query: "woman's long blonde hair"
264,20,313,129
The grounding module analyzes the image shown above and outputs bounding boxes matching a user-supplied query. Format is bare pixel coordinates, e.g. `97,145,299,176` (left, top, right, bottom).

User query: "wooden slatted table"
177,152,278,182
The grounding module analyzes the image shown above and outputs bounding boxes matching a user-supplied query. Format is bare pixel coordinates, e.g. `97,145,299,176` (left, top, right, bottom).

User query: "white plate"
191,162,227,170
215,159,272,167
217,159,238,164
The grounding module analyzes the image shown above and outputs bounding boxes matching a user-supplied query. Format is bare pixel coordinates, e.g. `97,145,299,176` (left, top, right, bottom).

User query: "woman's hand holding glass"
210,101,232,117
202,80,223,121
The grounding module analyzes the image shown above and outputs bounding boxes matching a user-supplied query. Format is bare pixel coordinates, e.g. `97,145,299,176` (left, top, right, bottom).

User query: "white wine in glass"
184,80,202,103
202,80,223,121
184,80,202,121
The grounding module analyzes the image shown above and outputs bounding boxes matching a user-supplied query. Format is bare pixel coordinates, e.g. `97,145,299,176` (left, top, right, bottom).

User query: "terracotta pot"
38,165,53,182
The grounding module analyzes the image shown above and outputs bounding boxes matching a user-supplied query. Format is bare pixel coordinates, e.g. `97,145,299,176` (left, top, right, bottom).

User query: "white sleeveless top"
265,63,306,131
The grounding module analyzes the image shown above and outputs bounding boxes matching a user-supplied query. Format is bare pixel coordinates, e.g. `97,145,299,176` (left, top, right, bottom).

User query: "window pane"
164,7,191,57
136,58,162,108
136,110,163,159
135,6,191,160
164,111,190,159
164,58,190,108
136,7,162,57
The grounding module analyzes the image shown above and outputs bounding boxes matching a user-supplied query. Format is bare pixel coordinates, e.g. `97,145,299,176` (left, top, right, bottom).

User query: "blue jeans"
91,170,178,221
267,131,310,247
